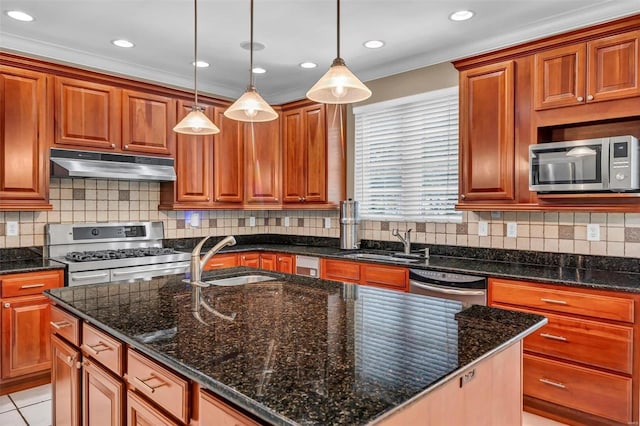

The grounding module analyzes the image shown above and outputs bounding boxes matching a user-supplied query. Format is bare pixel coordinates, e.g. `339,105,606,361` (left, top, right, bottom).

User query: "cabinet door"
199,389,260,426
587,30,640,103
122,90,176,155
459,60,515,202
1,295,51,378
534,44,586,110
51,334,81,426
204,253,238,271
0,66,51,205
54,76,121,150
174,101,214,204
276,254,295,274
83,358,124,426
259,254,277,271
244,119,281,204
282,109,305,202
361,264,408,292
127,390,178,426
214,107,244,203
322,259,360,283
239,252,260,268
303,105,327,202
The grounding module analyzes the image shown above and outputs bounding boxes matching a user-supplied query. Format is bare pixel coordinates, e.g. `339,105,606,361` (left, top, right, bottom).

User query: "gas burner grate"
65,247,179,262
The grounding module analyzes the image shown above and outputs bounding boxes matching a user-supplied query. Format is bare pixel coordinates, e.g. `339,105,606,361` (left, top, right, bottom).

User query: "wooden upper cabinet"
244,117,281,204
534,30,640,110
588,30,640,103
459,60,515,202
173,101,214,205
0,65,52,209
54,77,121,150
214,106,244,203
282,104,327,204
121,89,176,155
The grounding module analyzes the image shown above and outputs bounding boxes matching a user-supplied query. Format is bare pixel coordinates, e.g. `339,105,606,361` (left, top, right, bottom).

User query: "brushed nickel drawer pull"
134,374,167,393
539,378,566,389
540,333,568,342
20,283,45,289
540,298,568,305
209,263,224,268
50,320,71,329
82,342,112,355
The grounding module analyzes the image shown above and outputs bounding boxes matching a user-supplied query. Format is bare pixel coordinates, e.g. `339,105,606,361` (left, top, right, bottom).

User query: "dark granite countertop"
45,268,545,425
0,247,66,275
170,240,640,294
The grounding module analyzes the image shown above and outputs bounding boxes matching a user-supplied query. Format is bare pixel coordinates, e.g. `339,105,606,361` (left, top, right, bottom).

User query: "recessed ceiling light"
363,40,385,49
449,10,474,21
6,10,34,22
111,39,135,48
192,60,210,68
299,62,317,69
252,67,266,74
240,41,265,51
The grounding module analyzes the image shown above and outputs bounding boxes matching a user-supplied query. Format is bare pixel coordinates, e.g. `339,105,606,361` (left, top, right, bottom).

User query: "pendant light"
224,0,278,122
307,0,371,104
173,0,220,135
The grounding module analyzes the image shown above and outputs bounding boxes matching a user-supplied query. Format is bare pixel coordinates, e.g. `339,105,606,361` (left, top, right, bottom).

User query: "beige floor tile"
0,409,26,425
523,411,568,426
9,383,51,408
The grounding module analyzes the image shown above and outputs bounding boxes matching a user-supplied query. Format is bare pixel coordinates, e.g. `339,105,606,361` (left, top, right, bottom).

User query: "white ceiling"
1,1,639,104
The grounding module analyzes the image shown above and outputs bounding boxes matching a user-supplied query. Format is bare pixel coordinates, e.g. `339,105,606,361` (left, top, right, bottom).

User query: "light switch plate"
6,221,18,237
324,217,331,228
283,217,290,227
506,222,517,238
249,216,256,227
587,223,600,241
478,221,489,237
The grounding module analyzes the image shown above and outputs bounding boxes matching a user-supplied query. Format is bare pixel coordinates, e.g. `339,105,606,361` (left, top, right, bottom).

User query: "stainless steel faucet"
392,228,412,254
190,235,237,285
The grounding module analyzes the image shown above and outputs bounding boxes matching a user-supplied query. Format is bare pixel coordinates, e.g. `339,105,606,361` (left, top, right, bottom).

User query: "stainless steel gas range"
45,222,190,286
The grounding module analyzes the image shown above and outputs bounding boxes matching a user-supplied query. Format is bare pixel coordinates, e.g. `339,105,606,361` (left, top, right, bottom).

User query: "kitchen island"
45,268,546,425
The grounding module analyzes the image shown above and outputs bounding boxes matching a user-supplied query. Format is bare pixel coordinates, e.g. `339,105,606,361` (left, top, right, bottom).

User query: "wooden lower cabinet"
276,254,295,274
127,390,178,426
259,253,277,271
239,252,260,268
51,334,81,426
198,389,260,426
489,277,640,425
83,358,124,426
321,259,408,292
321,259,361,284
203,253,238,271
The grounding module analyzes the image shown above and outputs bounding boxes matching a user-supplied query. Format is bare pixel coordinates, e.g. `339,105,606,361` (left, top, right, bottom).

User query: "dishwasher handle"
409,280,486,296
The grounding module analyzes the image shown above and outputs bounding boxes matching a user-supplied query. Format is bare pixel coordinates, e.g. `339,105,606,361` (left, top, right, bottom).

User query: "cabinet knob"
576,96,584,102
461,194,466,200
3,303,9,308
298,197,303,202
110,143,116,148
587,94,594,101
124,144,129,149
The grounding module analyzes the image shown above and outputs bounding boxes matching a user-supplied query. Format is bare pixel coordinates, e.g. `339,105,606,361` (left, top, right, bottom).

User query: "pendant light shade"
307,0,371,104
225,0,278,122
174,0,219,135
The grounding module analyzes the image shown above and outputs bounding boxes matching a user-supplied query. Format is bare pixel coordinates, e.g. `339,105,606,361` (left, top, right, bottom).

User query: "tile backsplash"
0,178,639,259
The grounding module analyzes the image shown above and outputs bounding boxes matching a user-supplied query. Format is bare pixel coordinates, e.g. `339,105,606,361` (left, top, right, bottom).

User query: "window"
354,86,461,222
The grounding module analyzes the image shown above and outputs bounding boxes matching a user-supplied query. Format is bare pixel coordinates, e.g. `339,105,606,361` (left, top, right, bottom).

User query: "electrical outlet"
506,222,517,238
478,221,489,237
283,216,290,227
249,216,256,227
6,221,18,237
324,217,331,228
189,212,200,228
587,223,600,241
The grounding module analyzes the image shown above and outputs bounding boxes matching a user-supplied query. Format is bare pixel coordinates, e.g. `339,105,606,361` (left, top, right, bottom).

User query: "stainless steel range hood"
50,148,176,182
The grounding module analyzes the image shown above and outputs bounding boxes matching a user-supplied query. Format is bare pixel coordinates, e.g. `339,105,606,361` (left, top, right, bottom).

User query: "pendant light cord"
336,0,340,59
249,0,254,87
193,0,199,106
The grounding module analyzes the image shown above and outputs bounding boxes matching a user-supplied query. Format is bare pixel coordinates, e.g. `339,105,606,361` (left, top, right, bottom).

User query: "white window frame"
353,86,461,223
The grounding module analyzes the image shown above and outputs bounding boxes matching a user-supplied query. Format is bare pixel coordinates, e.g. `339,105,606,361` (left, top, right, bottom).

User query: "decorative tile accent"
238,218,245,227
119,190,130,201
625,228,640,242
298,218,305,227
558,225,574,240
380,221,389,231
72,189,85,200
416,223,426,232
176,219,185,229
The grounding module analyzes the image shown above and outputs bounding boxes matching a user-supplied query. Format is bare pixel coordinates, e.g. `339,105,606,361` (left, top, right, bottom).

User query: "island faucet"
190,235,237,285
392,228,412,254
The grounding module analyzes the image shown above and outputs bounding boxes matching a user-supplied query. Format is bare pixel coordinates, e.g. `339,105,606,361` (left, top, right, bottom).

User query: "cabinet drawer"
126,349,189,424
523,354,632,424
490,278,634,322
361,264,408,291
50,305,80,346
81,322,123,376
522,310,633,374
204,253,237,271
199,389,260,426
322,259,360,283
1,270,63,297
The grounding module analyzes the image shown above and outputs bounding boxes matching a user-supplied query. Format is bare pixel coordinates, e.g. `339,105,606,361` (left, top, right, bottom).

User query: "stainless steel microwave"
529,135,639,192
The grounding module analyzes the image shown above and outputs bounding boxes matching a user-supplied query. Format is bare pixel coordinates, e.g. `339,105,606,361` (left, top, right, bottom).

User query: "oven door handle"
409,280,486,296
71,273,110,280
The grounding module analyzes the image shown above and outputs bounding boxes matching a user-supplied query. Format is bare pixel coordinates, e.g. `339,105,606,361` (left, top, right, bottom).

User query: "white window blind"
354,86,461,222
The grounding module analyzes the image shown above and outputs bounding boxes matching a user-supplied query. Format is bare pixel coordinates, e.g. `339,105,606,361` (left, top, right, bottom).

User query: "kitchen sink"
202,274,279,287
342,252,424,264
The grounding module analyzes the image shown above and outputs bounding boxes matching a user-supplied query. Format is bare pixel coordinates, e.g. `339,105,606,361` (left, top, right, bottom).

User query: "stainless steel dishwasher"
409,268,487,307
